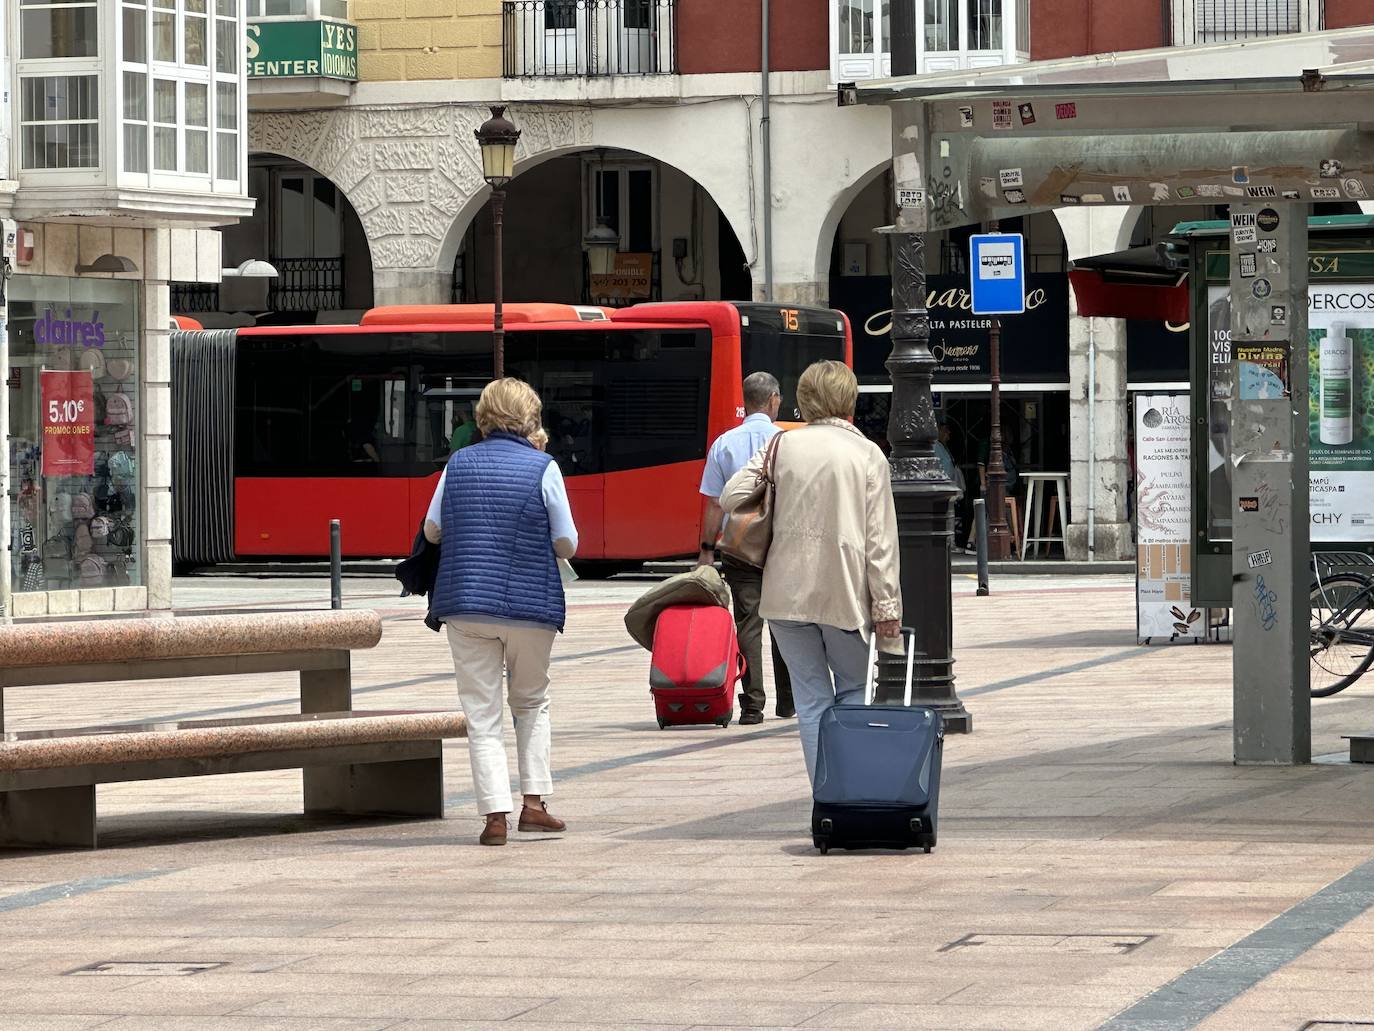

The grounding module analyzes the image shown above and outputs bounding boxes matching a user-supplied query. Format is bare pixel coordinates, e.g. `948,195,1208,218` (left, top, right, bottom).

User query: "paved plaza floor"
5,572,1374,1029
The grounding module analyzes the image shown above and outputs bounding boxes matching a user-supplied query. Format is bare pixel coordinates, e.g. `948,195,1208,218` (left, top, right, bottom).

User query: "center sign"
246,20,359,81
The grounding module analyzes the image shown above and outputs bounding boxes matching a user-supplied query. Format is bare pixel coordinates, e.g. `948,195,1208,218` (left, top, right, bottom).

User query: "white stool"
1021,472,1068,559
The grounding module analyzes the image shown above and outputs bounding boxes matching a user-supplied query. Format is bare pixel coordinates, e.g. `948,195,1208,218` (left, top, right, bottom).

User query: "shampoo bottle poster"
1308,287,1374,540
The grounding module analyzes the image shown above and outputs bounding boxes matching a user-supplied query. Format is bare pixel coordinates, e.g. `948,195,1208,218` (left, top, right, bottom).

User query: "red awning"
1067,268,1190,325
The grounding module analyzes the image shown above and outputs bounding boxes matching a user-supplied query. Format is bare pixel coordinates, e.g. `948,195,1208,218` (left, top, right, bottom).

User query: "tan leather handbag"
718,432,783,569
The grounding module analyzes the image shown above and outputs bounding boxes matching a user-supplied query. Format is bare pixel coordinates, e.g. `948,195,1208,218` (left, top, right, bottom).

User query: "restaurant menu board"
1136,393,1204,642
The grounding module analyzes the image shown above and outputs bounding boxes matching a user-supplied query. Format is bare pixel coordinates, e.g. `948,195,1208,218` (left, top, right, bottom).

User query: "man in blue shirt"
698,372,794,725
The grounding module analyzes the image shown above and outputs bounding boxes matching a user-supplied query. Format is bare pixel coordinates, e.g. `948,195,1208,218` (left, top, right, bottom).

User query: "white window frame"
246,0,349,20
829,0,1025,83
15,0,103,176
584,158,659,255
1173,0,1322,45
115,0,245,192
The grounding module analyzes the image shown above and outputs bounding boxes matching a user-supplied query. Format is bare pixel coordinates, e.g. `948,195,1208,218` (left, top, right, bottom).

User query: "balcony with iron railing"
503,0,677,77
1172,0,1323,45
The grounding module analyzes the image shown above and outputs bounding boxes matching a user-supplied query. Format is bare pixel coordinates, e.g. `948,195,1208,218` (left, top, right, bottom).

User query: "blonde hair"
475,378,542,437
796,360,858,422
528,427,549,451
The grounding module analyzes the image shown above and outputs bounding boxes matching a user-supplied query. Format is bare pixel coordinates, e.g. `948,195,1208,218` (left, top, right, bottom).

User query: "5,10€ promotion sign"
40,370,95,477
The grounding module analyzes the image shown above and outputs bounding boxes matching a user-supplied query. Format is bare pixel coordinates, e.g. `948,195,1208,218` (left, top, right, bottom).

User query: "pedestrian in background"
698,371,794,725
424,378,577,847
721,360,901,783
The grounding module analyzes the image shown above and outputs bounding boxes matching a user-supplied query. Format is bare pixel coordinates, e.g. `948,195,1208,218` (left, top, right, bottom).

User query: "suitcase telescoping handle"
863,627,917,707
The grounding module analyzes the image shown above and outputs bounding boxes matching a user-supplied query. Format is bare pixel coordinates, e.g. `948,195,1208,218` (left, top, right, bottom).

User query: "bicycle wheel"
1310,573,1374,697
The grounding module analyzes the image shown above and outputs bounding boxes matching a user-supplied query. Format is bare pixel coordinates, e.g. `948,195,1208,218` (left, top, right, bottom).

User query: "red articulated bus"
171,301,852,574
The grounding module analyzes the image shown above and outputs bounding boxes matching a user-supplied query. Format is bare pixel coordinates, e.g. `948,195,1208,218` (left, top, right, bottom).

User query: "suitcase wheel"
923,845,931,854
657,717,668,730
715,711,733,728
814,838,830,855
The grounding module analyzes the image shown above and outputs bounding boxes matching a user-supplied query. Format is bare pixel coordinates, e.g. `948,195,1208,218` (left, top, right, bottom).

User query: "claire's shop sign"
246,20,359,80
35,308,105,349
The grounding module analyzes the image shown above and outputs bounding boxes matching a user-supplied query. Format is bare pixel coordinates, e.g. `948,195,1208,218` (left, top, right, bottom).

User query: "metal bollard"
973,498,990,597
329,519,342,610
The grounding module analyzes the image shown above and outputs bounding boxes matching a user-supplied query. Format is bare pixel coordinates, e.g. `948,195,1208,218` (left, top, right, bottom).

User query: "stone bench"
0,611,467,849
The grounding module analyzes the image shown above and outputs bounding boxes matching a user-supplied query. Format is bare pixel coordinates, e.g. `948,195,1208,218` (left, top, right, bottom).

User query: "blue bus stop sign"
969,233,1026,315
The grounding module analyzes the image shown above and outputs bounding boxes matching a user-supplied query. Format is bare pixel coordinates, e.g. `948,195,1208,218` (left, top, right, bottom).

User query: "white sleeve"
425,469,447,529
542,462,579,558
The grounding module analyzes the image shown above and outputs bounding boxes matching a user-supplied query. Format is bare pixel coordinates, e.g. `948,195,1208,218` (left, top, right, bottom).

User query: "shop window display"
8,277,141,593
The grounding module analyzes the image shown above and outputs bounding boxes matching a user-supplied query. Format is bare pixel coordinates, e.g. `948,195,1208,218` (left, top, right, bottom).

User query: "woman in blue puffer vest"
424,378,579,847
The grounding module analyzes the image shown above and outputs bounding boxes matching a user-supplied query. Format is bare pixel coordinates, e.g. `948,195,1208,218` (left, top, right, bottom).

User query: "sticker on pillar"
980,177,997,199
1257,209,1281,233
1113,185,1133,202
1246,185,1279,199
1003,189,1027,204
1257,239,1278,254
1198,185,1224,198
1223,186,1245,197
1312,186,1341,200
1055,102,1078,120
1271,305,1288,326
897,189,926,210
1017,103,1036,125
1282,190,1301,200
1082,194,1106,203
1343,178,1369,199
999,168,1024,189
1236,344,1290,400
1239,496,1260,512
1321,159,1343,178
958,106,974,128
1150,182,1171,201
1247,549,1273,568
1177,186,1197,199
1234,226,1258,244
992,100,1013,129
1060,194,1081,205
1233,166,1251,184
1239,253,1258,278
1252,278,1273,299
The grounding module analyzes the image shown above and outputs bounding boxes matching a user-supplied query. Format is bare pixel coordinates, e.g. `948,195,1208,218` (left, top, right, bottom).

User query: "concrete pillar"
764,281,827,306
1055,206,1142,562
373,267,451,308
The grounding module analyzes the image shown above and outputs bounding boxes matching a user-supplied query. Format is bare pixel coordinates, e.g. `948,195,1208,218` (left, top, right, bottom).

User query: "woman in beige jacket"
721,360,902,784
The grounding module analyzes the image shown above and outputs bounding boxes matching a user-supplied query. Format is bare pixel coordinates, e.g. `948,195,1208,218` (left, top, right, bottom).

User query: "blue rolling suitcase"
811,630,943,855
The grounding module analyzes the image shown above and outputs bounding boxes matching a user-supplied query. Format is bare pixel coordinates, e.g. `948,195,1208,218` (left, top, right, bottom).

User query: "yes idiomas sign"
247,21,359,80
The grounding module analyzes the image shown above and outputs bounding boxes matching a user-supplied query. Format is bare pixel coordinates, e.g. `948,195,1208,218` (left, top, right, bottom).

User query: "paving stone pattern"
3,574,1374,1029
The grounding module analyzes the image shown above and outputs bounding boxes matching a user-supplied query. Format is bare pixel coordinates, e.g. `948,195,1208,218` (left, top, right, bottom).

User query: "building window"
123,71,149,173
216,0,238,73
185,0,209,65
153,0,177,62
246,0,349,16
20,75,100,170
840,0,877,55
1196,0,1302,42
967,0,1003,50
186,83,210,174
153,79,178,171
217,82,239,181
20,0,99,60
925,0,956,51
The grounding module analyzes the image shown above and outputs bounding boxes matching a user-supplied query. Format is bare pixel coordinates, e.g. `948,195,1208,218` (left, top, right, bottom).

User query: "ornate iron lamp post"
475,105,521,378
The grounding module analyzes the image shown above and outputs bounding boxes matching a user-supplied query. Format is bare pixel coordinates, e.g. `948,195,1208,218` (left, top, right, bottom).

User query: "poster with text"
1136,394,1203,641
1208,283,1374,542
40,370,95,477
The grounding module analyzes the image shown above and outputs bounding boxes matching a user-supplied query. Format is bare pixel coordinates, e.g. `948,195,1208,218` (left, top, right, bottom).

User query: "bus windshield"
736,305,848,422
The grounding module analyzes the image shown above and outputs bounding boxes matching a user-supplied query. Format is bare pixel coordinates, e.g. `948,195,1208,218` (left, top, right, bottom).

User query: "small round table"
1020,472,1068,560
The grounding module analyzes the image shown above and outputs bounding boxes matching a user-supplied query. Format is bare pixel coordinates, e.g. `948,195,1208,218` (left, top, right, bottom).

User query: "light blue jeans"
768,619,870,785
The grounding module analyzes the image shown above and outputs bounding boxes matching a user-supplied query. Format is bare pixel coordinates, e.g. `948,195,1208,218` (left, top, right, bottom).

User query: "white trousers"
446,619,556,816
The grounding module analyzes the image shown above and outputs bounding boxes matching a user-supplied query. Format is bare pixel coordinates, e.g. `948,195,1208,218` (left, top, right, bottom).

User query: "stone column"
373,267,452,308
1055,206,1140,562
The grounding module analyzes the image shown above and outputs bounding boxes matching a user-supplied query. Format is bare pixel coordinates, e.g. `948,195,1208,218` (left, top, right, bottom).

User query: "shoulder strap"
761,430,783,484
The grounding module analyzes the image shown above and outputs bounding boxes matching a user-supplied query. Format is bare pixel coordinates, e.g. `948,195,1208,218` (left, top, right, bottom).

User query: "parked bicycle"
1310,552,1374,697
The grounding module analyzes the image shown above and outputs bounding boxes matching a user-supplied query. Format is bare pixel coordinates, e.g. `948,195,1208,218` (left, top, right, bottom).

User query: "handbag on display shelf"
717,431,783,570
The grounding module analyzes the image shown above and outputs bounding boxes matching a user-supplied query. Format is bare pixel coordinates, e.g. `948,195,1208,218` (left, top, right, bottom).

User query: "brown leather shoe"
479,813,508,846
518,802,567,833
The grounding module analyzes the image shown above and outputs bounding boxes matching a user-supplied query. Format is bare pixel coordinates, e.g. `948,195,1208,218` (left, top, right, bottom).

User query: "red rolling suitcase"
649,604,745,729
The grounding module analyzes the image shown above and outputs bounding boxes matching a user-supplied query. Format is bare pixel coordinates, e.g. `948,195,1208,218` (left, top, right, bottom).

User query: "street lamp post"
475,105,521,379
882,229,972,733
